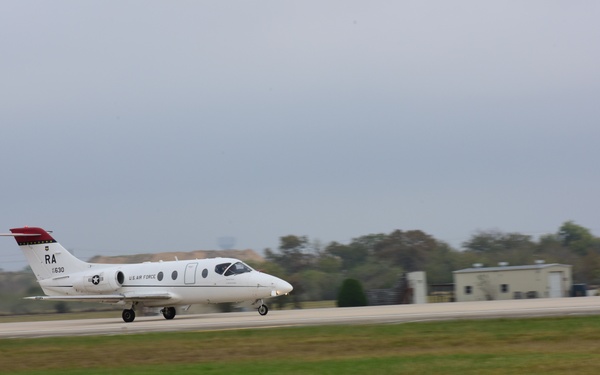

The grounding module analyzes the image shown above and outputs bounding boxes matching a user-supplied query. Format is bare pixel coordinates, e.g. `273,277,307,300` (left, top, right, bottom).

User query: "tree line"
259,221,600,306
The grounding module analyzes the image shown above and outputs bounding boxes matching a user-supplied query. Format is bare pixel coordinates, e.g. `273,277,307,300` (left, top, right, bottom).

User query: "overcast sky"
2,1,599,271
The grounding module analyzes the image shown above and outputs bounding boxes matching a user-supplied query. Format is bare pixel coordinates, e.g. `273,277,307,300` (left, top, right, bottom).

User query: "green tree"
315,252,343,273
347,259,403,290
462,230,534,254
558,221,596,256
423,242,462,284
337,278,368,307
350,233,388,253
325,241,368,270
265,235,314,274
373,230,437,271
300,269,342,301
462,230,536,267
535,222,600,283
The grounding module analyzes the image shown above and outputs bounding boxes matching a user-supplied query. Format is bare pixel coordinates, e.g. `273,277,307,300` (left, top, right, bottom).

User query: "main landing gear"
121,304,176,323
161,306,176,320
122,301,139,322
123,304,265,322
122,308,135,323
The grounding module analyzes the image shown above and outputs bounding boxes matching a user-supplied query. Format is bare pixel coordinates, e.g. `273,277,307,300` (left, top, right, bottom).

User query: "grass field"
1,316,599,374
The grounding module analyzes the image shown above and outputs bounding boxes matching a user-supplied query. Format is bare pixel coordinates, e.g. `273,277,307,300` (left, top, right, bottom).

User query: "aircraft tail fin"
2,227,90,280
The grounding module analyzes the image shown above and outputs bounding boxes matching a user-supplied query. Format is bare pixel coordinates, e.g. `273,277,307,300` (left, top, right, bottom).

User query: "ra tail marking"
1,227,90,280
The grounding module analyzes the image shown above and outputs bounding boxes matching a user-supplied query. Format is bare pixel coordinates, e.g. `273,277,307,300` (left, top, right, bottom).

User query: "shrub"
337,278,368,307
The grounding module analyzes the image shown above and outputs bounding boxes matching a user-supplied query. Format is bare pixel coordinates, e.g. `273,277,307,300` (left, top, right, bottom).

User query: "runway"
1,297,599,338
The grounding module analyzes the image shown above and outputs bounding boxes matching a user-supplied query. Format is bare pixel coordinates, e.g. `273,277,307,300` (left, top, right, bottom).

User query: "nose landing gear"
258,303,269,316
253,298,269,316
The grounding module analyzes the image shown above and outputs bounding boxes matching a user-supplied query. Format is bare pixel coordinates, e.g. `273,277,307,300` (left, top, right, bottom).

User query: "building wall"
453,264,572,302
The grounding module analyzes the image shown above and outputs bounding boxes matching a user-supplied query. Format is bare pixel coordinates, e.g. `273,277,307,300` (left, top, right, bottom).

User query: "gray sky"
2,1,600,271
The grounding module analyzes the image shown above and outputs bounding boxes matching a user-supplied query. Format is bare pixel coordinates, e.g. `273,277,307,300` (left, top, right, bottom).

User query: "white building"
453,263,572,302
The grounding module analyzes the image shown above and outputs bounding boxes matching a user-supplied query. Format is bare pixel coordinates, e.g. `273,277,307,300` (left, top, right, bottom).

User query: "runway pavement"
1,297,599,338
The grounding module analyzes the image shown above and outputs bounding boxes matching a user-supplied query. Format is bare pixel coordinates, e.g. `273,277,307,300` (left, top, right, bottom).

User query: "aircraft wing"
24,292,173,303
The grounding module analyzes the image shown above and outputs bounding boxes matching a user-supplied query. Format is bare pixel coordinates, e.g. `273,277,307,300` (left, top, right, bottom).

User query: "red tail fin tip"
9,227,56,245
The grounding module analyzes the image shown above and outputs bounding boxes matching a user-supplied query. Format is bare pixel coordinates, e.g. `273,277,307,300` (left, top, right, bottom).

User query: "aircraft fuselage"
39,258,288,306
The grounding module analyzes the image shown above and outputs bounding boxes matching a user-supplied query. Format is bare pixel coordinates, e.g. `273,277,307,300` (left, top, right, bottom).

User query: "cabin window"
202,268,208,278
465,286,472,294
157,272,164,281
171,271,178,280
224,262,252,276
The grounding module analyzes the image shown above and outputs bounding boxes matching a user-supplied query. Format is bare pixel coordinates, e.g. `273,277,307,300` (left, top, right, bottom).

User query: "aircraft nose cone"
280,280,293,294
273,278,293,296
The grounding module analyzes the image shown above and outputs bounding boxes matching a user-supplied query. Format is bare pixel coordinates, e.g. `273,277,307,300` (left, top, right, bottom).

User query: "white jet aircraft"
1,226,293,322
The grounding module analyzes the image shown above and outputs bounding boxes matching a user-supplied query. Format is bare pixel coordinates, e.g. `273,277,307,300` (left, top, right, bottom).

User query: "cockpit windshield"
224,261,253,276
215,263,231,275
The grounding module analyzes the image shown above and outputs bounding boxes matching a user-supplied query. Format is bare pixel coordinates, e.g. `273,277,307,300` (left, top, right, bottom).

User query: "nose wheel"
258,304,269,316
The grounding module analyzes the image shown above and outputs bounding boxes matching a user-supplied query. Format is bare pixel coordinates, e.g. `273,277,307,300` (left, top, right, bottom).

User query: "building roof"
453,263,571,274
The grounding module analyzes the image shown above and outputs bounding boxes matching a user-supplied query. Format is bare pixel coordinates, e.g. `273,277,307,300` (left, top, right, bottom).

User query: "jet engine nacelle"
72,269,125,293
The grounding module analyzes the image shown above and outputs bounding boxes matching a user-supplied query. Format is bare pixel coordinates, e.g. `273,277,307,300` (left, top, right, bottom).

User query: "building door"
548,271,563,298
185,263,198,285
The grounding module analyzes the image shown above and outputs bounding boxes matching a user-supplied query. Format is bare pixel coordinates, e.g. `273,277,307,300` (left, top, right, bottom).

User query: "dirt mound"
88,249,264,265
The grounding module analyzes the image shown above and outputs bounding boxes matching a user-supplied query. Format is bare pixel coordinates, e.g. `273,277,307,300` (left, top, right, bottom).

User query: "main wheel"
122,309,135,323
162,306,176,320
258,304,269,316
